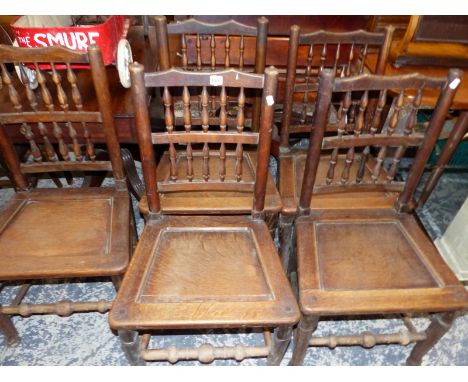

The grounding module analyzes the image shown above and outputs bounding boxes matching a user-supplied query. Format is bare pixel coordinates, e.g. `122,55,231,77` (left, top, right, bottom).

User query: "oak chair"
108,64,299,365
277,25,395,268
137,17,281,234
153,15,268,132
0,44,132,345
288,68,468,365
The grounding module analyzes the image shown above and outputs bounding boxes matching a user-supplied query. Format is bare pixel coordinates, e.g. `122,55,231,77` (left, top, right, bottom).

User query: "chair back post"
280,25,300,150
298,69,335,215
130,63,161,214
251,17,269,132
252,66,278,218
154,16,171,71
88,44,126,188
0,124,29,190
417,111,468,207
396,68,463,212
375,26,394,75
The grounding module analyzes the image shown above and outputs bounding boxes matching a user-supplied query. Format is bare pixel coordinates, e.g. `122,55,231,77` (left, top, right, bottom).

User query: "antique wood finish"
135,67,282,223
392,16,468,67
276,26,394,268
153,16,268,132
278,25,394,150
289,69,468,366
109,64,299,365
0,44,131,345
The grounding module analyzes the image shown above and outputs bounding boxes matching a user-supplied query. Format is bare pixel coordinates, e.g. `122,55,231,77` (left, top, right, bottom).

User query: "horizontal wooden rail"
21,161,113,174
158,180,255,193
0,111,102,124
0,300,112,317
309,330,426,349
322,133,425,149
313,182,405,194
141,330,272,364
152,131,259,145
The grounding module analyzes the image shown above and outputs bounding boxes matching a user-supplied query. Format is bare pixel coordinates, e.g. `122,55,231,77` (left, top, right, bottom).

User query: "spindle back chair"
288,68,468,366
108,64,299,366
138,23,282,231
276,26,395,268
153,16,268,133
279,25,394,150
0,44,131,346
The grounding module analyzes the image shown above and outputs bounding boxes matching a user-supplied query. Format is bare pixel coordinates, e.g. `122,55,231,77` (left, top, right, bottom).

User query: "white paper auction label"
210,75,223,86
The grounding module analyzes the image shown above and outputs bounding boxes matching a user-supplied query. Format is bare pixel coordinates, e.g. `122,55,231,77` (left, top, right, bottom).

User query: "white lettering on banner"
63,33,77,50
33,33,48,47
88,32,99,45
31,32,101,50
48,33,64,45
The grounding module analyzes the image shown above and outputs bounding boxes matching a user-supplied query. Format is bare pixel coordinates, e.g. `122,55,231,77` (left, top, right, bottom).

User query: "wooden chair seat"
279,152,398,215
295,208,468,317
0,187,130,280
109,215,299,330
139,150,282,215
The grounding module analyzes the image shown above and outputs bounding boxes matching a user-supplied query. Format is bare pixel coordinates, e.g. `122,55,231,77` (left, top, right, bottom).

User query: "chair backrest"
0,44,125,190
154,16,268,73
280,25,394,149
153,16,269,132
298,68,463,214
130,64,278,217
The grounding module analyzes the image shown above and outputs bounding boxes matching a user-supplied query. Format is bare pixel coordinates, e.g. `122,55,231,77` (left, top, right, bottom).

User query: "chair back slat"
0,44,125,188
299,68,463,213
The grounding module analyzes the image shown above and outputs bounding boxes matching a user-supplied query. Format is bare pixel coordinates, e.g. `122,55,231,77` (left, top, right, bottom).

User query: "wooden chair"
0,44,133,345
153,15,268,132
108,64,299,365
277,25,395,269
288,68,468,365
137,17,282,235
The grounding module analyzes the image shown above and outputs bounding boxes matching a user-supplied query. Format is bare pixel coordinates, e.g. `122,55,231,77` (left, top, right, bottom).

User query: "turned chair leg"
278,214,295,273
119,330,145,366
267,326,293,365
406,311,458,366
289,315,319,366
0,309,19,346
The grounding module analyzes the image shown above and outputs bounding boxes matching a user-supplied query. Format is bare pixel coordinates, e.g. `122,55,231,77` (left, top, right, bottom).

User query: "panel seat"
296,208,468,316
109,215,299,330
0,187,130,280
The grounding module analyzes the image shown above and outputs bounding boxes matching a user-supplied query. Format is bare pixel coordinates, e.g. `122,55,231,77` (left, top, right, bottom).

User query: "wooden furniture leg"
119,330,145,366
289,315,319,366
406,311,458,366
0,307,19,346
279,214,295,272
267,325,293,365
418,110,468,207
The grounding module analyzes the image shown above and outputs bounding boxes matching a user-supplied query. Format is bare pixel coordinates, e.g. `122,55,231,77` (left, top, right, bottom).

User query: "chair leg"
112,275,123,291
267,326,293,365
0,309,19,346
406,311,458,366
118,330,145,366
289,315,319,366
278,214,295,273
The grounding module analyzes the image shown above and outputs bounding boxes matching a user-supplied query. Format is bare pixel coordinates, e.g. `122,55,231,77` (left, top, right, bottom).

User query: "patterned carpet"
0,159,467,366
